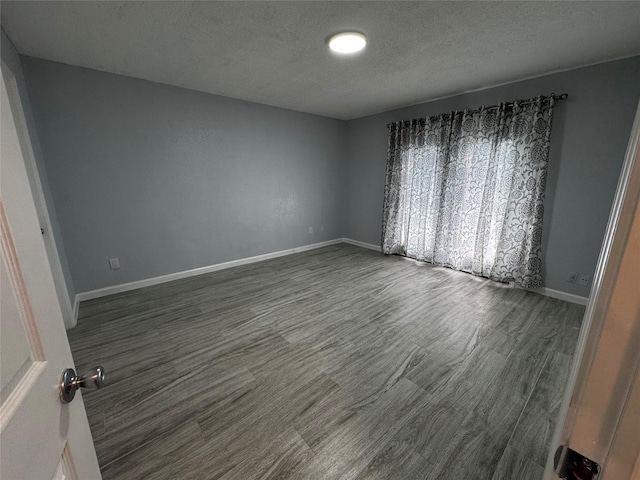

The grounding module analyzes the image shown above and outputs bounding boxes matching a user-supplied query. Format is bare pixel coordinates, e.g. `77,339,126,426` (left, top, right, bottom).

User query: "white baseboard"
74,238,587,309
70,296,80,328
75,238,346,302
342,238,381,252
526,287,589,306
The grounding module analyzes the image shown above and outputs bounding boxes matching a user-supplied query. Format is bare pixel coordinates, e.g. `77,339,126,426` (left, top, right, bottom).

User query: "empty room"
1,1,640,479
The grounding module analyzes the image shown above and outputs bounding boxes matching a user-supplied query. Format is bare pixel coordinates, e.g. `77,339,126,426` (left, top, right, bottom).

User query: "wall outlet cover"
109,257,120,270
566,272,578,283
578,274,590,286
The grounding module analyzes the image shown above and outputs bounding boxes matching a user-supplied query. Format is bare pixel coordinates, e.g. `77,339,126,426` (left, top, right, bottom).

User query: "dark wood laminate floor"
68,244,584,480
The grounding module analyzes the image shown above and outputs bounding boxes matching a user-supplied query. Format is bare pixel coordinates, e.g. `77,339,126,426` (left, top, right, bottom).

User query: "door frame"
545,101,640,478
1,60,76,328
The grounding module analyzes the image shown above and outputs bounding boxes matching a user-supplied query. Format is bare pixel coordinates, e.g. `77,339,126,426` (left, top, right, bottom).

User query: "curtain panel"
381,96,555,288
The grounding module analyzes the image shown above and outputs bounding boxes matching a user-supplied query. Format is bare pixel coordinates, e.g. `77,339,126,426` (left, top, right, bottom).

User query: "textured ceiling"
2,1,639,120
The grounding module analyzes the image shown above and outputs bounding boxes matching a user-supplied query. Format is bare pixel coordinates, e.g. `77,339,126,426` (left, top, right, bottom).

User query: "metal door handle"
59,366,106,404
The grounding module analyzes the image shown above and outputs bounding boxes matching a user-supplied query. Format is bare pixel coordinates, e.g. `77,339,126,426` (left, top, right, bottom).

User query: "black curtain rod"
387,93,568,128
483,92,568,110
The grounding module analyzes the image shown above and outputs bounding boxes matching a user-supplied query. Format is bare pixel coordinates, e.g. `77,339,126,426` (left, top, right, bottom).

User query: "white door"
545,102,640,479
0,68,101,478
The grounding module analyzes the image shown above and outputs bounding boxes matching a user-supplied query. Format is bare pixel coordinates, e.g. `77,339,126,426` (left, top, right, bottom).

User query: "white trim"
526,287,589,306
544,101,640,478
341,239,588,305
1,62,76,328
73,237,587,309
341,238,381,252
76,239,345,302
70,296,80,328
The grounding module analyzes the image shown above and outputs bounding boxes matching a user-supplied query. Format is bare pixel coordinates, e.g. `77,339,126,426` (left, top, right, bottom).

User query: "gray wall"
22,57,348,293
20,53,640,299
345,56,640,297
1,31,77,311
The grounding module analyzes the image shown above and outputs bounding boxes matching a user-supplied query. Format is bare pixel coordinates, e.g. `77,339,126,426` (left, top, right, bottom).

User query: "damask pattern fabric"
381,96,555,288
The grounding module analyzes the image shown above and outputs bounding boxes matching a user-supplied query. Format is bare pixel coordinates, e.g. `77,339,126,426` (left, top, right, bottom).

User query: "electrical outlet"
109,257,120,270
309,226,313,234
320,226,324,232
566,271,577,283
578,274,591,286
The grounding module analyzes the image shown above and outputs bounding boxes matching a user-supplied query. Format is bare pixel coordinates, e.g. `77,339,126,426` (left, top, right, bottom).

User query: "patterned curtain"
382,96,555,288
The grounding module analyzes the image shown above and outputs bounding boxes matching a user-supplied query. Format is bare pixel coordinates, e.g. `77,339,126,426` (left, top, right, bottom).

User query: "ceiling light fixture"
327,32,367,54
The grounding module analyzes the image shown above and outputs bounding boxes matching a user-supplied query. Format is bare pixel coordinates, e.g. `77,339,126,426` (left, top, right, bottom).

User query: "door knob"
59,366,106,404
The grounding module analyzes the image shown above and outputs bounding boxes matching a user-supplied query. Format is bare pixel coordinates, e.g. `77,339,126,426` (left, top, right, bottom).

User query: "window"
382,96,556,288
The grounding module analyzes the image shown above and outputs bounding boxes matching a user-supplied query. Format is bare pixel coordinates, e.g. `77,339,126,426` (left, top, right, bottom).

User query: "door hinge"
554,445,600,480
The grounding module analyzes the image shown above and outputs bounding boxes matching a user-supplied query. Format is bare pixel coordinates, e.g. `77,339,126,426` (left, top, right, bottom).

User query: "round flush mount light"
327,32,367,54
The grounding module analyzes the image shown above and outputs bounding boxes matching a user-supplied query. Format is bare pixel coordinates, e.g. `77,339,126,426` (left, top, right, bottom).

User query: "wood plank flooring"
68,244,584,480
